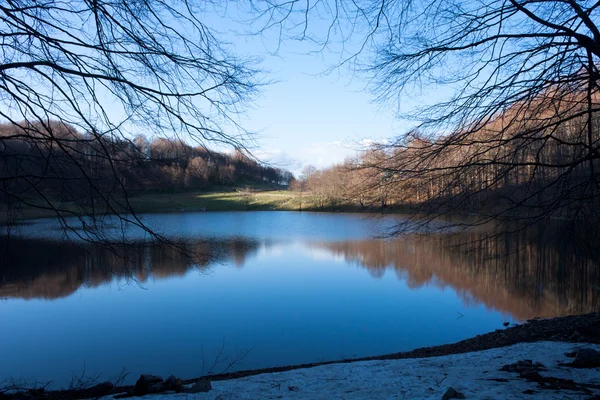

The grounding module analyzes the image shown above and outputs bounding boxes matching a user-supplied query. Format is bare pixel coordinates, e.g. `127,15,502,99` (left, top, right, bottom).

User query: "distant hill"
0,121,293,214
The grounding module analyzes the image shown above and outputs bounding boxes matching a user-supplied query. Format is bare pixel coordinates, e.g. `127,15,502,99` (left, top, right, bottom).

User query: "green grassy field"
1,186,353,223
127,189,311,212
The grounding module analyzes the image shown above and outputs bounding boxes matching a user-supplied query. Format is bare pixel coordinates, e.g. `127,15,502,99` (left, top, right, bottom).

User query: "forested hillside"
0,121,292,212
295,87,600,225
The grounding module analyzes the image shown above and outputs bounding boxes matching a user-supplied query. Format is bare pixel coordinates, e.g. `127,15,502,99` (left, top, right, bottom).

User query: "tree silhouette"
0,0,261,239
250,0,600,233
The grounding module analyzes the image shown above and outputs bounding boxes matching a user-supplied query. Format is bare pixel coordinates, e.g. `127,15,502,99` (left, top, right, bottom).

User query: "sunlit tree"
249,0,600,232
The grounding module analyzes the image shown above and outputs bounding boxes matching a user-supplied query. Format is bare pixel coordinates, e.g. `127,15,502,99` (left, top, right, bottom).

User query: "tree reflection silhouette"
315,228,600,320
0,237,260,300
2,227,598,321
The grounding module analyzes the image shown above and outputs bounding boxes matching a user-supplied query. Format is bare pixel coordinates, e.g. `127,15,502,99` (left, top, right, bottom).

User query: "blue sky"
207,7,409,176
241,52,402,174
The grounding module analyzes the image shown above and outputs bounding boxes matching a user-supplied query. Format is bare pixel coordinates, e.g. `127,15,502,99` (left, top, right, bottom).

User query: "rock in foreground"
571,348,600,368
134,374,163,395
185,380,212,393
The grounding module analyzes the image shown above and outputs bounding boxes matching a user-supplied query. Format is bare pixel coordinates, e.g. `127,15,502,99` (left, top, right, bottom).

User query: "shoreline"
5,312,599,399
191,312,600,383
112,341,600,399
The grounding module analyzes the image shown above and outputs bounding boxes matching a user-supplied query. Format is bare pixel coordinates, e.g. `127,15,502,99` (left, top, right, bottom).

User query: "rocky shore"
2,312,599,400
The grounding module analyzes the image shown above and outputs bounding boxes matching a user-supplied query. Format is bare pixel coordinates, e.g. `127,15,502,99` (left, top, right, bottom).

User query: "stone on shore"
134,374,163,395
571,348,600,368
442,387,466,399
185,380,212,393
163,375,183,391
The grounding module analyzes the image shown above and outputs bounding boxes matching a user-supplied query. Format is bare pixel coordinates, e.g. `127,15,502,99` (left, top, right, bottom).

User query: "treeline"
293,88,600,221
0,121,293,208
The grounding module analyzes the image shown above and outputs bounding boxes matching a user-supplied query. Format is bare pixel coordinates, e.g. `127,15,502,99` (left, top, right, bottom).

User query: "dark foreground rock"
184,380,212,393
498,351,600,396
499,360,546,374
163,375,183,391
442,387,465,399
571,348,600,368
133,374,163,395
504,366,600,395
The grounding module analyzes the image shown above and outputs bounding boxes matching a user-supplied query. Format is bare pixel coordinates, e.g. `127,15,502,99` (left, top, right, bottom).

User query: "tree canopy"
251,0,600,231
0,0,263,237
3,0,600,238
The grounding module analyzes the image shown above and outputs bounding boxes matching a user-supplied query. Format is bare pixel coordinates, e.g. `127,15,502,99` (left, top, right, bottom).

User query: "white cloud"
359,138,390,147
254,138,390,177
253,149,304,173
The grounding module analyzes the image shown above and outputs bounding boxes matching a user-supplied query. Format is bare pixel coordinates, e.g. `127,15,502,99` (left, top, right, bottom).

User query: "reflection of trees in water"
4,226,598,320
0,237,259,300
317,230,600,320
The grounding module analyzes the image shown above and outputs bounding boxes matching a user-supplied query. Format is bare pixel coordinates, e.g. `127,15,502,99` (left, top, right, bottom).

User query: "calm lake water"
1,211,599,387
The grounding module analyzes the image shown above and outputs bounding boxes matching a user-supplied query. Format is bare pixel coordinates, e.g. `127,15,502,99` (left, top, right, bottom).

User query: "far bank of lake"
0,188,419,224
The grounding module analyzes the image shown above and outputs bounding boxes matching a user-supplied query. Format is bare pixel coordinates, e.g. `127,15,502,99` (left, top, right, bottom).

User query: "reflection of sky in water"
0,247,507,386
1,212,597,388
6,211,410,242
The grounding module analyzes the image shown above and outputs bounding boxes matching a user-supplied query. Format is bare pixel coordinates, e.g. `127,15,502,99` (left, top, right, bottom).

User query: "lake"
1,211,598,388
